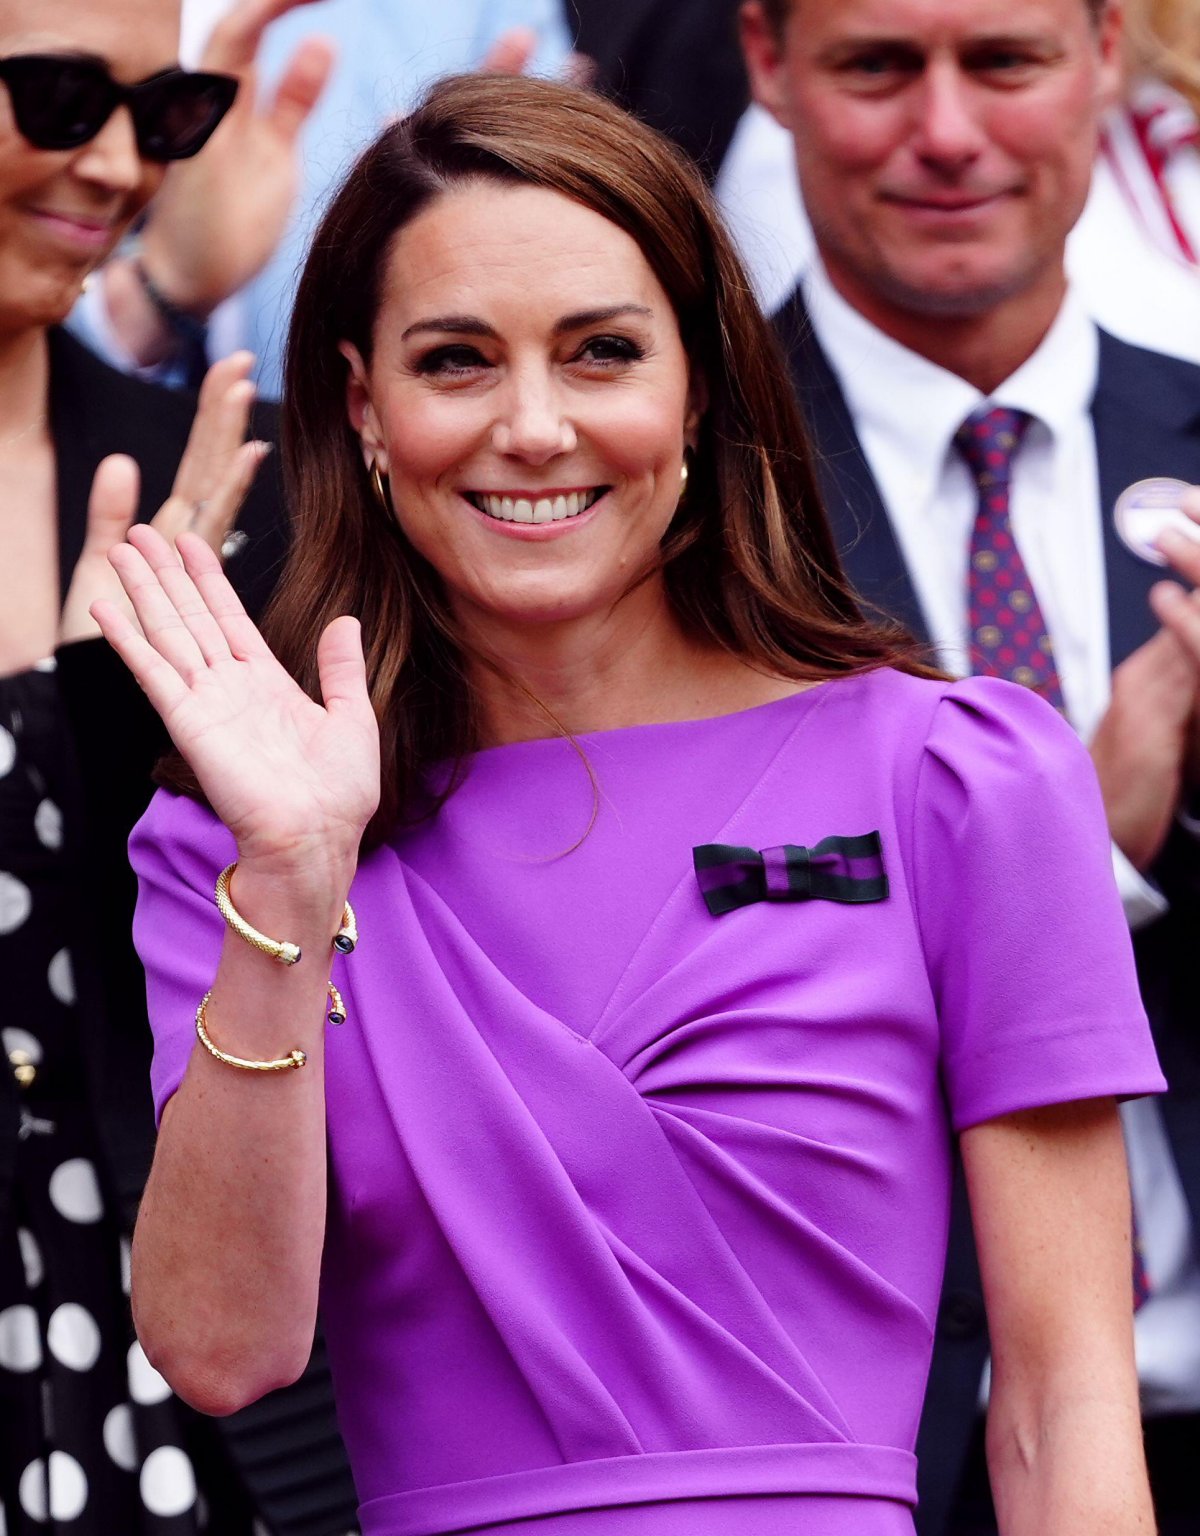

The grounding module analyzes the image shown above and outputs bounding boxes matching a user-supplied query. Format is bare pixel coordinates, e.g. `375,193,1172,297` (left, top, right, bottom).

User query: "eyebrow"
400,304,654,342
820,29,1050,61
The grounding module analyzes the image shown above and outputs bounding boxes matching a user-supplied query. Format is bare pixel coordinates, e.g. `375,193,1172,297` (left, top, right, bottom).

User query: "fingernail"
253,440,274,459
1153,581,1186,606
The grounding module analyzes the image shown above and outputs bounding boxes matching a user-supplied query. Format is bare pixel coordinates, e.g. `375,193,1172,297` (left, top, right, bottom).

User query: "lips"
25,207,119,253
464,488,607,525
884,190,1013,214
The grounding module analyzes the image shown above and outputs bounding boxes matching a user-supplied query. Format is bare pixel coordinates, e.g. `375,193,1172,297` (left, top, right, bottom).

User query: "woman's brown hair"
161,72,927,848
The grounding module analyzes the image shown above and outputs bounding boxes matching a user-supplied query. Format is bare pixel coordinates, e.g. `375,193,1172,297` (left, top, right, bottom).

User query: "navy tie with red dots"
954,407,1065,712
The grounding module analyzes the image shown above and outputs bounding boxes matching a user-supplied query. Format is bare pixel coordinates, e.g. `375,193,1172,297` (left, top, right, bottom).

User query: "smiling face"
343,180,702,638
0,0,178,331
742,0,1121,329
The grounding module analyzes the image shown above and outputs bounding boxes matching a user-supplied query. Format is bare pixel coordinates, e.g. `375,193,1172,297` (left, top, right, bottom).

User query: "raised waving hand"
90,519,379,871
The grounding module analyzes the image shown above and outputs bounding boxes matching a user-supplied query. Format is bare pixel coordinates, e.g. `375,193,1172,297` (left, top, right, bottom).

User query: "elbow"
134,1319,311,1418
146,1341,309,1418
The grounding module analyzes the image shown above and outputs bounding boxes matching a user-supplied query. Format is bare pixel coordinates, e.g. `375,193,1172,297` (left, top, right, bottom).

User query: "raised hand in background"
59,351,266,645
103,0,335,366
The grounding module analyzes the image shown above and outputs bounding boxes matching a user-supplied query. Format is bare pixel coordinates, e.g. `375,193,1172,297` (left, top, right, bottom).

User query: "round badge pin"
1114,478,1200,567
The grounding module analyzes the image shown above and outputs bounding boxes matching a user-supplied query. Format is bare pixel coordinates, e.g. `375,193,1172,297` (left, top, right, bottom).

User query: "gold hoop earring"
678,454,691,505
368,459,393,517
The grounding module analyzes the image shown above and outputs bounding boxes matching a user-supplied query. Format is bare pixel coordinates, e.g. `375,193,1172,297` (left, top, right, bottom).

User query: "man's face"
741,0,1122,325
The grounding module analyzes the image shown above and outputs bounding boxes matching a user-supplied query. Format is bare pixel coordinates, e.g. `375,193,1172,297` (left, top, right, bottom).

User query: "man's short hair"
759,0,1107,38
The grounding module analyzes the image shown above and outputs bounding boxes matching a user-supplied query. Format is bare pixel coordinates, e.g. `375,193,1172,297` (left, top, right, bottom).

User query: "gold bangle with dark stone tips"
195,990,306,1072
215,862,358,966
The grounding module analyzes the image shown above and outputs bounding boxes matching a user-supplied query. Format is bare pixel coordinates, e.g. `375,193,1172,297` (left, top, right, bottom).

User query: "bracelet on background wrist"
129,252,210,353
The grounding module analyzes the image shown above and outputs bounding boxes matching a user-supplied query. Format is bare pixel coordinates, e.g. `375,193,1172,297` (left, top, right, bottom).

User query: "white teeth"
473,489,602,523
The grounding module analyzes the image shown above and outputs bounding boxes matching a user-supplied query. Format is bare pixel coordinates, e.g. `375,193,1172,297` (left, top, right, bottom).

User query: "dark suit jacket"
774,290,1200,1536
567,0,748,179
0,327,357,1536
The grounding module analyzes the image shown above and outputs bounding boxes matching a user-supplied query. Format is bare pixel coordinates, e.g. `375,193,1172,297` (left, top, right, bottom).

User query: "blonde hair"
1125,0,1200,113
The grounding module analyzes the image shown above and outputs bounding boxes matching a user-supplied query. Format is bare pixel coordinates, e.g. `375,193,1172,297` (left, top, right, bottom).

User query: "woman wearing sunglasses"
0,1,357,1532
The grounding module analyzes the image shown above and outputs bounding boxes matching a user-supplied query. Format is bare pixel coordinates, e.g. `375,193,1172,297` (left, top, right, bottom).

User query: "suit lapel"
1092,329,1200,669
775,292,930,644
780,301,1200,673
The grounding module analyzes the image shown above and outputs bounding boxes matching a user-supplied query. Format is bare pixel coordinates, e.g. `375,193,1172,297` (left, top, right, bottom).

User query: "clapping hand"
1090,488,1200,869
1151,488,1200,801
59,353,264,646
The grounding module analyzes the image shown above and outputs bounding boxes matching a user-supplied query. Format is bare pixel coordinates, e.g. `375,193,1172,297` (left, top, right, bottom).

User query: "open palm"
92,524,379,865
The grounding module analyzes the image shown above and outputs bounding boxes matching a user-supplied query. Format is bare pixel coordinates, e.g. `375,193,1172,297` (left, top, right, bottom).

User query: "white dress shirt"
803,260,1200,1412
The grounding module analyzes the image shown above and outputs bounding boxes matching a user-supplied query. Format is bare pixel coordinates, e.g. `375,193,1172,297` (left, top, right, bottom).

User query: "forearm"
987,1369,1153,1534
132,858,352,1416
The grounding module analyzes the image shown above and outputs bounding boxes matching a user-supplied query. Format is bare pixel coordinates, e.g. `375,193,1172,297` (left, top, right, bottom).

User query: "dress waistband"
358,1443,918,1536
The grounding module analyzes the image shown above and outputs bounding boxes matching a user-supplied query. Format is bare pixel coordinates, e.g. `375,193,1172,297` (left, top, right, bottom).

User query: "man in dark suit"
739,2,1200,1533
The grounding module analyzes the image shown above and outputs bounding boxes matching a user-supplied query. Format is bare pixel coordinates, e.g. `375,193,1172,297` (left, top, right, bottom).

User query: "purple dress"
130,670,1164,1536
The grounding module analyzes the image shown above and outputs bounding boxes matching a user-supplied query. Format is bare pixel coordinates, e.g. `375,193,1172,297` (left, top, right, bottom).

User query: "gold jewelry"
215,863,301,964
326,981,347,1026
195,990,306,1072
333,907,358,955
678,454,690,503
215,863,357,967
368,459,393,517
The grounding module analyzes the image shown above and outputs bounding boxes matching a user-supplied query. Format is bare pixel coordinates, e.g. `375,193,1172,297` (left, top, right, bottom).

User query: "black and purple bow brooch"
693,832,888,917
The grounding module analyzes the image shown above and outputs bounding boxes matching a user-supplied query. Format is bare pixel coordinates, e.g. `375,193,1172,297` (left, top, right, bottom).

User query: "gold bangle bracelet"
195,990,306,1072
215,863,358,966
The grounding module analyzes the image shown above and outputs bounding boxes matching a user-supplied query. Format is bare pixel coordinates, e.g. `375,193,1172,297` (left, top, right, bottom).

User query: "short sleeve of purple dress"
130,670,1164,1536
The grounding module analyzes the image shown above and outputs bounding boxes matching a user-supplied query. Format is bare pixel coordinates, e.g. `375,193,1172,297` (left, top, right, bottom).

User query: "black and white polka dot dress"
0,664,261,1535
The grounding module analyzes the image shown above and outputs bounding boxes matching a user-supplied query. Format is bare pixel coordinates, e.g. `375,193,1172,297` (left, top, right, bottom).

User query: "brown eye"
577,335,644,365
416,345,489,376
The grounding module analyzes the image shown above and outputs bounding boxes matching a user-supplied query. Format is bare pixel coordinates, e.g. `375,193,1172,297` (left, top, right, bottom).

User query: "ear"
684,369,709,452
739,1,792,130
339,340,387,471
1093,0,1125,115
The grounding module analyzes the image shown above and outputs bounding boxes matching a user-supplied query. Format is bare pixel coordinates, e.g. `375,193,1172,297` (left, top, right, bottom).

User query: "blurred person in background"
1070,0,1200,354
722,0,1200,362
0,0,357,1530
739,1,1200,1532
565,0,748,180
72,0,572,395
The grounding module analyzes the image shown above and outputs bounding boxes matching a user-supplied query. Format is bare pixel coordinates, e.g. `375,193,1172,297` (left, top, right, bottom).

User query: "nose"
910,59,987,172
490,365,577,462
71,105,147,196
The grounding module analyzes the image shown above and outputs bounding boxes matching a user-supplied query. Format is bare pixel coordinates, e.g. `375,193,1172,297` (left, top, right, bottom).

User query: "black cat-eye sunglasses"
0,53,238,162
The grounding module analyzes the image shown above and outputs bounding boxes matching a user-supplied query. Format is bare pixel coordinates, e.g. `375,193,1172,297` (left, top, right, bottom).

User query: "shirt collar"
802,258,1099,488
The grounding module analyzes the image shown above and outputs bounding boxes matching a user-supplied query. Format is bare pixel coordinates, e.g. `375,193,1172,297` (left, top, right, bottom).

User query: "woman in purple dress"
94,74,1165,1536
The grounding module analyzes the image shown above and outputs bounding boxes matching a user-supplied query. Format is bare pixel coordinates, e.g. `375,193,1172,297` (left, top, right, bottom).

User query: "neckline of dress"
469,676,837,761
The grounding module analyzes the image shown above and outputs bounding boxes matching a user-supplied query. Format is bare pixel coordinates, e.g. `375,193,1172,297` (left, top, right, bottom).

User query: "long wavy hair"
161,73,929,848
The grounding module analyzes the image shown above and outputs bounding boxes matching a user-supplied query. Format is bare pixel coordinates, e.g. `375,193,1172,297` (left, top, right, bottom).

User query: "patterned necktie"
954,407,1065,712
